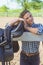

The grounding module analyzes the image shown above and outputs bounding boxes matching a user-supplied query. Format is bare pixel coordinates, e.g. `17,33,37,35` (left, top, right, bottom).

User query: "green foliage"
9,9,22,13
31,2,41,10
15,0,29,10
15,0,42,10
31,0,42,10
0,0,43,17
32,0,41,2
0,5,9,12
22,2,29,9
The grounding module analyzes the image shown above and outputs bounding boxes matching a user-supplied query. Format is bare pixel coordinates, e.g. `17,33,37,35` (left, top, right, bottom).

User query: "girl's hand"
19,18,25,22
19,18,28,29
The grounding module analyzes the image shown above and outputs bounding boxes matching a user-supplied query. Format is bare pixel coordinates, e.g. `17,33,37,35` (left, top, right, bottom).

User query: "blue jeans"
20,52,40,65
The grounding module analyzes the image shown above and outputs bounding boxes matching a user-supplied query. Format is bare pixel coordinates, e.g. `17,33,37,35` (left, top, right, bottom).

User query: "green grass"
0,9,43,17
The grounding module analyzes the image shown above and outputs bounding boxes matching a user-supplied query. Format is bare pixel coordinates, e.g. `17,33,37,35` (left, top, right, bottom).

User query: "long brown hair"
19,9,30,18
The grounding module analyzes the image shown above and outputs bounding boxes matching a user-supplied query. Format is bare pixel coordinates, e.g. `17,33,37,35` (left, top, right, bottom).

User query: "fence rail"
0,12,43,17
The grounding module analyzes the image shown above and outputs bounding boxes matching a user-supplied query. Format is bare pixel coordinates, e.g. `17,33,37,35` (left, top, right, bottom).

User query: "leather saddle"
0,21,24,61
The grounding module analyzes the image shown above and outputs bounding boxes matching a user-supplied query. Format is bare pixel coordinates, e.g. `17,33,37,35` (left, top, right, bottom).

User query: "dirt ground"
0,17,43,65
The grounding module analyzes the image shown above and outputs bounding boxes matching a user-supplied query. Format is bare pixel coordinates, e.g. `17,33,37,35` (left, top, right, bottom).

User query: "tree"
15,0,29,10
10,0,42,10
31,0,42,10
0,5,9,16
1,5,9,12
31,2,42,10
